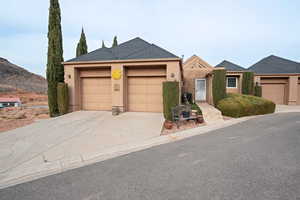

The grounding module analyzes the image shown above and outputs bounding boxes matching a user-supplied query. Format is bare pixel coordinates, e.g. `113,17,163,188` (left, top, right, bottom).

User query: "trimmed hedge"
57,82,69,115
254,83,262,97
217,93,275,118
242,72,254,95
163,81,179,121
212,69,227,106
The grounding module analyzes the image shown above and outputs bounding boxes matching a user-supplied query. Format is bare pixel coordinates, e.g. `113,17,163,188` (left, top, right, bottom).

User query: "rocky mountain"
0,57,47,94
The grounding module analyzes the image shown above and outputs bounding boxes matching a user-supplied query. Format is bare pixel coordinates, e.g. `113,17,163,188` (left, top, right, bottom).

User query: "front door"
195,79,206,101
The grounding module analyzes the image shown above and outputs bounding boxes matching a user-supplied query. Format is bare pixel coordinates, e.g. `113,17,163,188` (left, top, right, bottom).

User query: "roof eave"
226,70,248,73
255,73,300,76
63,57,181,65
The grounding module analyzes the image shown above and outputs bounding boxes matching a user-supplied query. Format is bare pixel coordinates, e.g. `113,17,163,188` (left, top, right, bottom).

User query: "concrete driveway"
0,111,164,183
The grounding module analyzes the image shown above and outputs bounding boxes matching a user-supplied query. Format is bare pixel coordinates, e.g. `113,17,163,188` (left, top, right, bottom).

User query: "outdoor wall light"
68,75,71,79
171,73,175,78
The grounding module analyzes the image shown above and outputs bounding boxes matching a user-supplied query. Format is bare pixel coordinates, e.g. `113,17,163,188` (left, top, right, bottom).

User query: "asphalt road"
1,112,300,200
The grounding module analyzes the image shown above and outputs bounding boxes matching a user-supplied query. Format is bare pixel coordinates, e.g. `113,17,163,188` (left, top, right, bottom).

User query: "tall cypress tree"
76,28,88,57
102,40,106,48
112,36,118,47
47,0,64,117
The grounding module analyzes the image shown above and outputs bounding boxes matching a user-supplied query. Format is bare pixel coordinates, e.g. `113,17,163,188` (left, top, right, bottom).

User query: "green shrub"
212,69,227,106
191,103,202,115
57,82,69,115
163,81,179,121
242,72,254,95
254,83,262,97
217,93,275,118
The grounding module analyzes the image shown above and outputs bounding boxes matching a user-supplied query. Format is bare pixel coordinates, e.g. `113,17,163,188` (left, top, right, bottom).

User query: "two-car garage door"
80,67,166,112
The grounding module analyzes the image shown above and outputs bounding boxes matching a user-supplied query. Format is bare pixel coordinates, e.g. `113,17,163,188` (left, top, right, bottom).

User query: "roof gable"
249,55,300,74
183,55,213,71
66,37,179,62
215,60,245,71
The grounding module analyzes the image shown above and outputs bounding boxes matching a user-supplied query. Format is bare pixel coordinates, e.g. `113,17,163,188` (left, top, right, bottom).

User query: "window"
227,77,237,88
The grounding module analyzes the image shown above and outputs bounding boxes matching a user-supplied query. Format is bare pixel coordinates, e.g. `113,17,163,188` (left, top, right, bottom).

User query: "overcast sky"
1,0,300,76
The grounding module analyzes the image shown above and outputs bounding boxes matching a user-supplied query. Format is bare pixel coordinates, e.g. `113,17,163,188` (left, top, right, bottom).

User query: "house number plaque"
114,84,120,91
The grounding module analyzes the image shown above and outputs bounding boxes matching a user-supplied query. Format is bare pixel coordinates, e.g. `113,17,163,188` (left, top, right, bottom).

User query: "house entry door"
195,79,206,101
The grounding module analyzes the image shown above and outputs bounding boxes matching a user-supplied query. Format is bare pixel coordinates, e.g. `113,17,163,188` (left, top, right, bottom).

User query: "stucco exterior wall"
287,76,298,105
64,59,182,112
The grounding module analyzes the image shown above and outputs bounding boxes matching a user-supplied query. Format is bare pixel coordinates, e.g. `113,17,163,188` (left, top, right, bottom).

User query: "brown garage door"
81,78,111,110
261,83,285,104
127,76,166,112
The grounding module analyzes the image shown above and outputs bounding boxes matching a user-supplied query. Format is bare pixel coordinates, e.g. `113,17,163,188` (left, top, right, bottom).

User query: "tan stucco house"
183,55,300,105
250,55,300,105
63,37,182,113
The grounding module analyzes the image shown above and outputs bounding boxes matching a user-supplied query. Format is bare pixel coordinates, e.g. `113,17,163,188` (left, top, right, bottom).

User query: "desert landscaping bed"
0,107,49,133
161,120,206,135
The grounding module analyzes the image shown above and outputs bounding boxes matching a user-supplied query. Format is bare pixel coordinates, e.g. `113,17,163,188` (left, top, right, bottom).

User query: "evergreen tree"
76,28,88,57
112,36,118,47
46,0,64,117
102,40,106,48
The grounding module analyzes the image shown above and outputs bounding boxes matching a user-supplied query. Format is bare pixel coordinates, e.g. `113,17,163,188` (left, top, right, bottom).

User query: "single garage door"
127,66,166,112
128,76,166,112
261,83,285,104
81,77,111,110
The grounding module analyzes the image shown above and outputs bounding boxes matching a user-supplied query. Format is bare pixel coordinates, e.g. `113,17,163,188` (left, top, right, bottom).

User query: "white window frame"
226,77,238,88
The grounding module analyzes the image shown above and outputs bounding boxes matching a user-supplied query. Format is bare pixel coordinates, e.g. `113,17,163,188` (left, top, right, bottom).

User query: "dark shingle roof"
66,37,179,62
249,55,300,74
215,60,245,71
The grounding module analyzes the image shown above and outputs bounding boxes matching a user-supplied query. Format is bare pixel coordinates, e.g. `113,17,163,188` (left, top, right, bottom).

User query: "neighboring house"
183,55,300,105
0,98,21,108
63,37,182,112
215,60,247,94
182,56,246,104
182,55,214,104
250,55,300,105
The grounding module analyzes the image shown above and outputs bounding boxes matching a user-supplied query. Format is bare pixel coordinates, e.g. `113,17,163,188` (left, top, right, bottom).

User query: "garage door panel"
82,96,111,102
261,83,285,104
128,76,165,112
128,95,146,103
81,77,111,111
129,85,146,93
147,86,162,94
